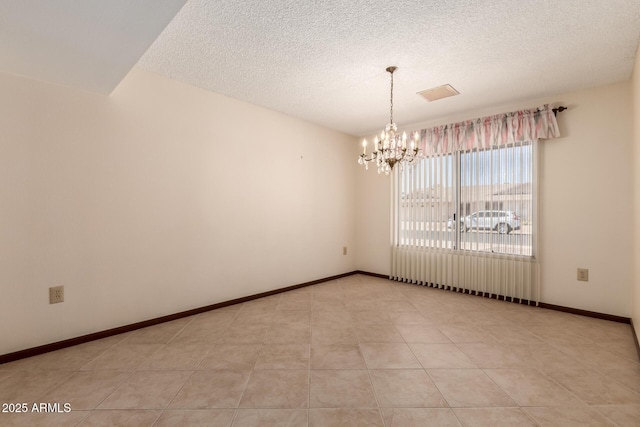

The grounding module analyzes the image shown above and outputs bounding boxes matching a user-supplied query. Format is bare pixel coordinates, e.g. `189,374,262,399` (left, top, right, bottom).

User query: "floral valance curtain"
418,104,560,155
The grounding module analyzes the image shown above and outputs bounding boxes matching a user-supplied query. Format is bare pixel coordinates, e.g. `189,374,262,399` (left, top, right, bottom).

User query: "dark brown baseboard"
538,302,630,324
631,319,640,359
354,270,389,279
0,271,357,365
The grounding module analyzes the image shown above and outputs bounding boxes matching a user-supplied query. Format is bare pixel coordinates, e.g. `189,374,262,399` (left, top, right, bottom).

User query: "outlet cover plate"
49,286,64,304
577,268,589,282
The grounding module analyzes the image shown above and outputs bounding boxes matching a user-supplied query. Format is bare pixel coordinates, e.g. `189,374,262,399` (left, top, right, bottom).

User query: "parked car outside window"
447,210,520,234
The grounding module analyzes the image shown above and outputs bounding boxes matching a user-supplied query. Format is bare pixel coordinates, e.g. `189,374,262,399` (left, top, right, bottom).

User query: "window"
397,141,535,257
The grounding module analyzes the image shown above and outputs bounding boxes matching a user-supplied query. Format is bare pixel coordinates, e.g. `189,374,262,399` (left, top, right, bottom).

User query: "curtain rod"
552,106,567,116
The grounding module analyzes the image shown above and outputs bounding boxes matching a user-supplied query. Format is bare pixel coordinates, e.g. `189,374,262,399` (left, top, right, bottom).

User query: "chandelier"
358,66,421,174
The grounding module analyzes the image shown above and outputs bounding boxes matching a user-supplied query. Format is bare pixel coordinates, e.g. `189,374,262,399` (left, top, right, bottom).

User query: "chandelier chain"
389,70,394,125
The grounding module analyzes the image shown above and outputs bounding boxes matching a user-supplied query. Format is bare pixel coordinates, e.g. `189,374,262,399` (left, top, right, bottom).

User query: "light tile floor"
1,274,639,426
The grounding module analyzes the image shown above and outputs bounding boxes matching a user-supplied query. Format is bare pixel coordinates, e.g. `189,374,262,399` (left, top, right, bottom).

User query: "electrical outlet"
343,246,348,255
49,286,64,304
577,268,589,282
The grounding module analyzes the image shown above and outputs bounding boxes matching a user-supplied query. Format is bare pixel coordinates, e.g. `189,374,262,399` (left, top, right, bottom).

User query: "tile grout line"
156,305,243,422
350,276,388,426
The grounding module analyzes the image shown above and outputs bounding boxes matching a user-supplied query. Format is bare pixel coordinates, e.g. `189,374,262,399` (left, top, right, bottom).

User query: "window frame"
394,140,537,259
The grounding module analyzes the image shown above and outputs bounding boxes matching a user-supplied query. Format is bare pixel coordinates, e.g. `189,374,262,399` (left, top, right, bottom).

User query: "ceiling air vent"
417,84,459,102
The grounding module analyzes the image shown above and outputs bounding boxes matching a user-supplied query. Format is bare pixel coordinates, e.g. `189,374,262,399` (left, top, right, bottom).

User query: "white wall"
356,81,634,317
0,68,357,355
354,144,391,275
539,82,633,316
632,45,640,342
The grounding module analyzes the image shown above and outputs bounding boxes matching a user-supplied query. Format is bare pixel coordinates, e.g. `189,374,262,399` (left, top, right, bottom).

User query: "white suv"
462,210,520,234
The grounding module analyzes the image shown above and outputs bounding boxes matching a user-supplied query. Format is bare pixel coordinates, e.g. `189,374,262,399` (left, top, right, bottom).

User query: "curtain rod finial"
552,106,567,116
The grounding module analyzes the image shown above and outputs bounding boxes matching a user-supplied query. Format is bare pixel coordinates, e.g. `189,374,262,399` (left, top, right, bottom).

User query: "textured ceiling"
0,0,186,93
137,0,640,136
2,1,640,136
